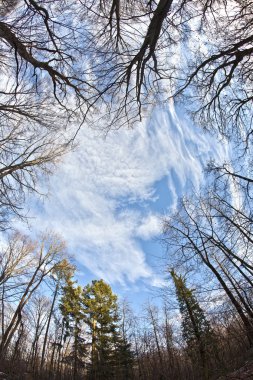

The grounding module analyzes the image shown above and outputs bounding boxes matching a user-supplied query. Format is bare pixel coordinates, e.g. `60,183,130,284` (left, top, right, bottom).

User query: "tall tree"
82,279,132,380
0,232,66,358
163,193,253,346
60,277,87,380
40,259,75,372
171,270,213,379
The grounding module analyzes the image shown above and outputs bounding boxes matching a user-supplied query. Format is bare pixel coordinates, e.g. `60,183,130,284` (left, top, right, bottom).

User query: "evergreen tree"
113,333,134,380
60,278,87,380
171,270,213,378
82,279,132,380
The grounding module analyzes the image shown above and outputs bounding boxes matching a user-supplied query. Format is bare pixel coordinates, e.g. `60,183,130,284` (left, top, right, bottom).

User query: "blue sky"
25,100,229,308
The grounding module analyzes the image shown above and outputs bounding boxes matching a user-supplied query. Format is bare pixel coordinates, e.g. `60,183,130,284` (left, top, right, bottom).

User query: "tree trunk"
40,281,59,371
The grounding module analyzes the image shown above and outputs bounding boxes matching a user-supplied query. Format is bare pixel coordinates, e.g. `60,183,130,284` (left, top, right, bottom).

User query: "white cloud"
136,214,161,240
27,101,228,287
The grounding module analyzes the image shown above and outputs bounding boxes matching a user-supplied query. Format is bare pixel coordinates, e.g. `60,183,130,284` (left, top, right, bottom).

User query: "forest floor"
218,360,253,379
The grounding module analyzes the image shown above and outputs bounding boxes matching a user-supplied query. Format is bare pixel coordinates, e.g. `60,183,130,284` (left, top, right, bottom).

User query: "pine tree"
82,279,132,380
60,278,87,380
171,270,213,378
113,333,134,380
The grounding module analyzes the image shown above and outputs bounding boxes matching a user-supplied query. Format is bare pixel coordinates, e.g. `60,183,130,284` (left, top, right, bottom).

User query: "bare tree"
0,231,67,358
0,0,250,135
0,121,70,228
163,191,253,345
27,294,51,374
40,259,75,373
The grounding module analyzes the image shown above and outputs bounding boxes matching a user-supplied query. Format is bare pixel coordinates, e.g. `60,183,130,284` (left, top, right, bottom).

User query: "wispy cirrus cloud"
27,101,228,287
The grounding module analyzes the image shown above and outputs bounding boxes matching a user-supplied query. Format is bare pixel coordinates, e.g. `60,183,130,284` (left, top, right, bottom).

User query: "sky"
25,99,229,308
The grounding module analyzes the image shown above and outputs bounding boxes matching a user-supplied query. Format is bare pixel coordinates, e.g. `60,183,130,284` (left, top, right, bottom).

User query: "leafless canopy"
0,0,251,134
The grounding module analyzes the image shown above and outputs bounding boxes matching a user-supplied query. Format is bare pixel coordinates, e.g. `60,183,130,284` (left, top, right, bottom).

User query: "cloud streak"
27,101,228,287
